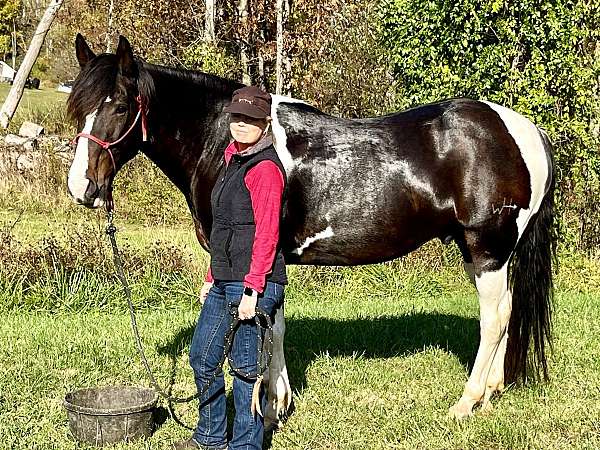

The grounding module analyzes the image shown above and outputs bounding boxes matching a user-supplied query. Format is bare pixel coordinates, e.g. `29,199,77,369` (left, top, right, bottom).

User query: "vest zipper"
215,161,231,207
217,156,235,206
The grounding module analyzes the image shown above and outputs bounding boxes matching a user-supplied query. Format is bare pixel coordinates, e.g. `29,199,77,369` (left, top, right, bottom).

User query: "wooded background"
1,0,599,250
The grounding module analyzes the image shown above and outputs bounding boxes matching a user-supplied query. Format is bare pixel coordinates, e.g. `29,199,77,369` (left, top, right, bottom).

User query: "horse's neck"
139,68,237,222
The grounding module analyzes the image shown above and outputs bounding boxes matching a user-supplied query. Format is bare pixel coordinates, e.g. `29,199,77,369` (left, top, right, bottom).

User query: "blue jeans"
189,281,285,450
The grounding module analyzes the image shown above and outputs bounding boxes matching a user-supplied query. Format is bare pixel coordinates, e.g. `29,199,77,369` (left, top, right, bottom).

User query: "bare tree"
106,0,115,52
0,0,64,129
275,0,290,94
238,0,251,85
205,0,216,43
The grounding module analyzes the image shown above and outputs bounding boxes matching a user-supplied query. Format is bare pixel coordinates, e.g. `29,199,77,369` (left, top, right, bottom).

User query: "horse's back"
272,98,551,266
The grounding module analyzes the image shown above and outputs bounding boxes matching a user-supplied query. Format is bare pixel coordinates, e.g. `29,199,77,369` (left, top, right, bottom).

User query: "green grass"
0,83,68,112
0,216,599,449
0,83,72,136
1,290,599,449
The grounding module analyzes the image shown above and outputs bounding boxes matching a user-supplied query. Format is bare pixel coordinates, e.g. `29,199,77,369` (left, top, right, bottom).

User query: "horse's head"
67,34,152,208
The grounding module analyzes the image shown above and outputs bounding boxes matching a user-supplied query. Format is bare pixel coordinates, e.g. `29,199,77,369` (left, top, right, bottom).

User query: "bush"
181,41,241,79
378,0,600,250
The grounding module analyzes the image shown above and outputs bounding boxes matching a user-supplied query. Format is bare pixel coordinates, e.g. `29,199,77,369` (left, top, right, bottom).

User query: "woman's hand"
238,292,258,320
199,281,213,305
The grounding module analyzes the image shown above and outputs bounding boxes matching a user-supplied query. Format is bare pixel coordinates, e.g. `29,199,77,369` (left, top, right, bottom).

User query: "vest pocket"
210,227,233,268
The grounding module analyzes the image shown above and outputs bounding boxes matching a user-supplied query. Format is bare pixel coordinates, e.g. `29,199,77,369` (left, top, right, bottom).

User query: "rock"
19,121,44,138
5,134,29,146
23,139,39,152
16,153,35,172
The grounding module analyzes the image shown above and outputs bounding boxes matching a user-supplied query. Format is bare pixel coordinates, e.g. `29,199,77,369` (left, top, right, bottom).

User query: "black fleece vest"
209,144,287,285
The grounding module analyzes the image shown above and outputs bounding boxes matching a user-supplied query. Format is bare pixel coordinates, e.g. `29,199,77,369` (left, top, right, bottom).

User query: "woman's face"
230,114,269,145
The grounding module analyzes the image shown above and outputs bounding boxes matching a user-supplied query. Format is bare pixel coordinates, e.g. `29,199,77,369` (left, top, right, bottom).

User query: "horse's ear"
75,33,95,69
116,35,137,78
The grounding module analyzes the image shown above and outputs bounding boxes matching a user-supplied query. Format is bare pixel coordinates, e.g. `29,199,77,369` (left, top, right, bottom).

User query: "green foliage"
181,41,240,79
0,0,19,54
30,54,50,80
0,218,204,311
379,0,600,250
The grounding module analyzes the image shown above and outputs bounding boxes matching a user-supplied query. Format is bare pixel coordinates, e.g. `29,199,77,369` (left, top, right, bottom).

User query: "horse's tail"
505,128,557,384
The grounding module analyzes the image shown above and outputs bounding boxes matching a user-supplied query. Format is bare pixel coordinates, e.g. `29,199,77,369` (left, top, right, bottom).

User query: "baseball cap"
223,85,272,119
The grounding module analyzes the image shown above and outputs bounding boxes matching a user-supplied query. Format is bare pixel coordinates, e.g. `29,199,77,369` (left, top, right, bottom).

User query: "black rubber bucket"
64,386,158,446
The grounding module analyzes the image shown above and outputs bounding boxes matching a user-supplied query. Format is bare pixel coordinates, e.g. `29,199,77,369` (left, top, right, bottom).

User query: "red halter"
72,95,149,173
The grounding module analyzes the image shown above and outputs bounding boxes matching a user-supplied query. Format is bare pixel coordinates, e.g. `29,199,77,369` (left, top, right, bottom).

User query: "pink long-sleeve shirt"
205,140,285,293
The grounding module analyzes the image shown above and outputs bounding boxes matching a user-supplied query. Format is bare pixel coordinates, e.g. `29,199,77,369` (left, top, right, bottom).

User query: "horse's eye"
115,105,128,114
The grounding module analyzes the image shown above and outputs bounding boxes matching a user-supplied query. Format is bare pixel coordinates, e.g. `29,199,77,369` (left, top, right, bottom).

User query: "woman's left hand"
238,293,257,320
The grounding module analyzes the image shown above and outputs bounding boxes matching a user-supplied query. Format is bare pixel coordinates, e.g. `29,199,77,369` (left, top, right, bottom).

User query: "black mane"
67,55,241,123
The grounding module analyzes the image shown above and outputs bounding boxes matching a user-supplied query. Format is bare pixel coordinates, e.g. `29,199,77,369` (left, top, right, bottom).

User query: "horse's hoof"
480,400,494,415
448,400,475,420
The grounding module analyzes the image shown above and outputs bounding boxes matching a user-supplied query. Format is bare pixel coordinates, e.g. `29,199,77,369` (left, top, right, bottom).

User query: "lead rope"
105,210,274,429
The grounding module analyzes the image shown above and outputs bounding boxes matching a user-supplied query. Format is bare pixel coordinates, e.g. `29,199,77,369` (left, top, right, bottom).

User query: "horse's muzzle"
68,180,107,209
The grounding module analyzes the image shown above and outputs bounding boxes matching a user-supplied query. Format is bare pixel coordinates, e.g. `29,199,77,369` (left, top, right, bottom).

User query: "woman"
175,86,287,450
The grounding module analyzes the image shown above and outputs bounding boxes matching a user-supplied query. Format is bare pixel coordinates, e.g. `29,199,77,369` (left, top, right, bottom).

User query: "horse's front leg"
264,305,292,430
449,264,511,419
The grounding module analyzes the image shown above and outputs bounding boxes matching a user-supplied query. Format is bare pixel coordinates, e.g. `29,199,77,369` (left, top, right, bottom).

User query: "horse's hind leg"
449,258,512,419
461,260,509,412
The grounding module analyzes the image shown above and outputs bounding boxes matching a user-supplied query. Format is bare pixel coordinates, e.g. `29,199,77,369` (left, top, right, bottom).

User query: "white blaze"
292,226,334,255
68,109,97,201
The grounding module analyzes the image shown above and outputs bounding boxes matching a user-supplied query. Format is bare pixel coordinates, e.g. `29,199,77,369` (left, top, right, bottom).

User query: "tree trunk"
12,19,16,71
0,0,64,129
238,0,251,85
275,0,290,95
205,0,216,43
106,0,115,52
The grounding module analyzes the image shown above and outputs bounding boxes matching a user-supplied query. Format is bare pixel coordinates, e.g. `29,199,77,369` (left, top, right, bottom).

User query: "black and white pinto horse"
67,35,555,424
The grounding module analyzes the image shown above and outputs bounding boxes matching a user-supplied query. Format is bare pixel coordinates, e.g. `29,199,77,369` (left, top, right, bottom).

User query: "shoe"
173,437,200,450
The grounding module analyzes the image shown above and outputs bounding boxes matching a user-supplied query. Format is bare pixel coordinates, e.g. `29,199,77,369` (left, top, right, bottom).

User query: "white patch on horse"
292,226,334,255
105,97,112,103
92,196,105,208
68,108,98,202
481,101,550,239
270,94,306,175
296,150,355,172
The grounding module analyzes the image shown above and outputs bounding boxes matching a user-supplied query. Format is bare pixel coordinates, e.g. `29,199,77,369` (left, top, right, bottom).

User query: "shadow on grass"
157,312,479,392
156,312,478,447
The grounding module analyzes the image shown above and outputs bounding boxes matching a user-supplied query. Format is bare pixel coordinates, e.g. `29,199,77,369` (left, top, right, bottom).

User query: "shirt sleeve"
243,160,285,293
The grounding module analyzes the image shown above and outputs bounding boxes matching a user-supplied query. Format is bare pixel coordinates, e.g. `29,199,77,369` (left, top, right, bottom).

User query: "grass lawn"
0,83,68,112
1,211,599,449
0,82,71,136
1,287,600,449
